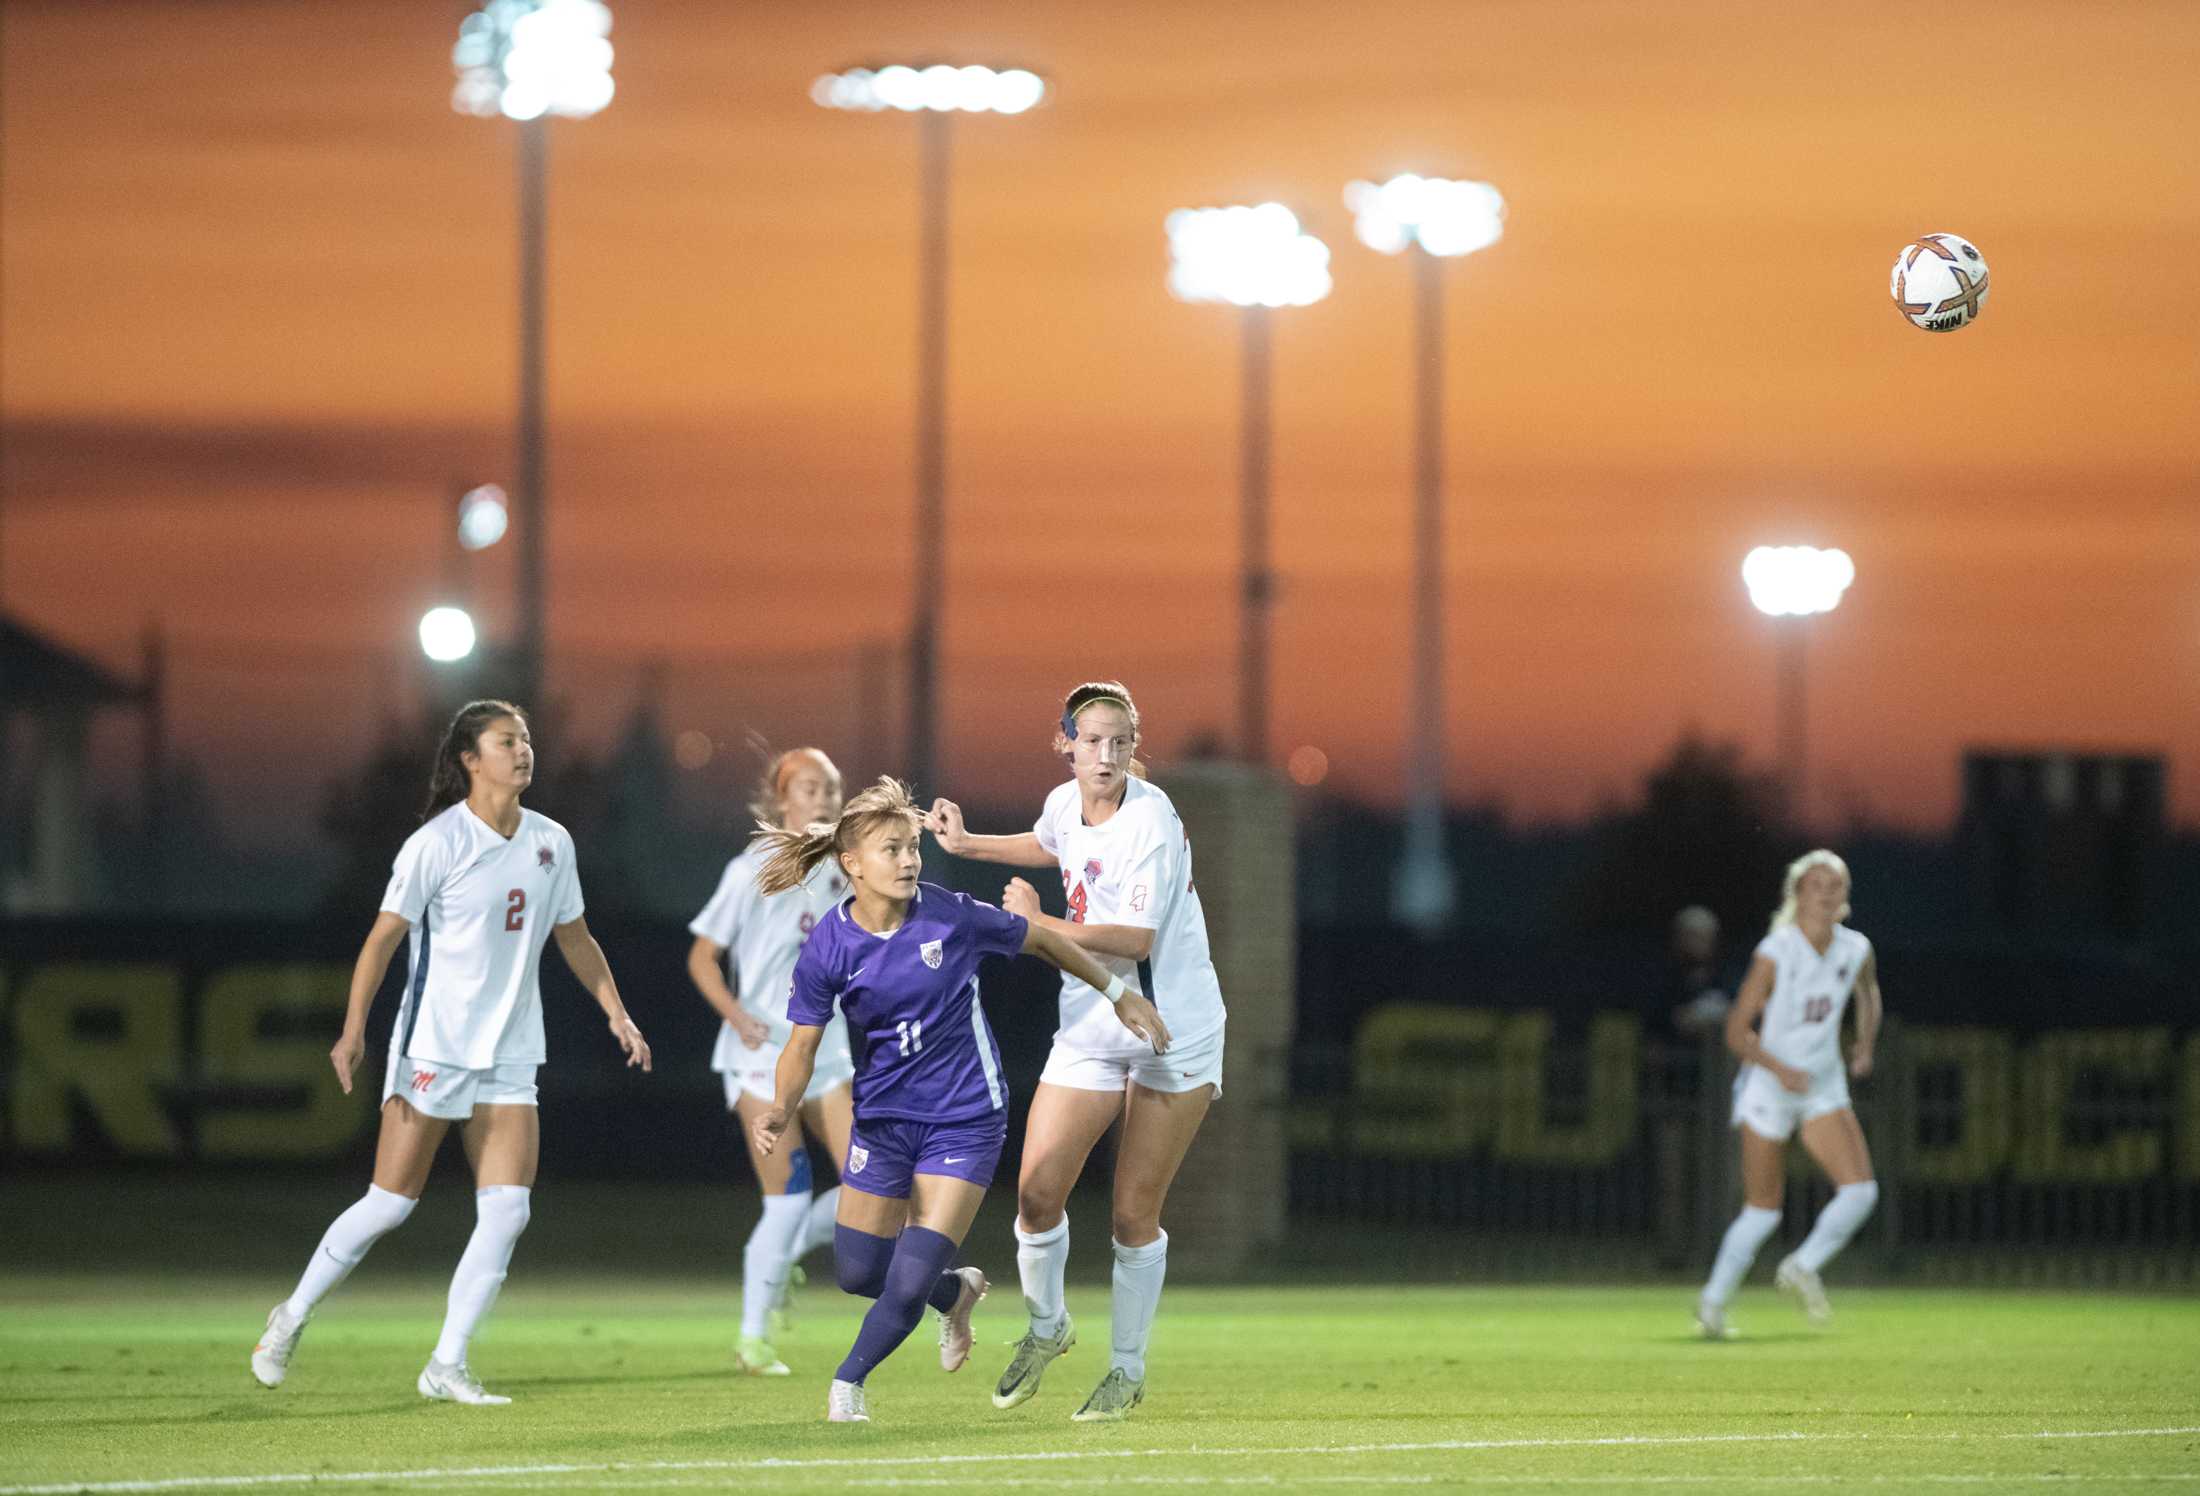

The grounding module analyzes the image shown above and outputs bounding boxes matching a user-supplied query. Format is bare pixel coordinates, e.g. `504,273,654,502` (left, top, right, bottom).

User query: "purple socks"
833,1225,965,1385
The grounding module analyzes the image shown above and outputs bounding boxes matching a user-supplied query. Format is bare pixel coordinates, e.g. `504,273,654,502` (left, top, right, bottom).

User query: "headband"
1061,695,1132,739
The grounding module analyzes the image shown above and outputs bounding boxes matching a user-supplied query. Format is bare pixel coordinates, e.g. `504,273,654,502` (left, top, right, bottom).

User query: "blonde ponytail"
755,776,923,896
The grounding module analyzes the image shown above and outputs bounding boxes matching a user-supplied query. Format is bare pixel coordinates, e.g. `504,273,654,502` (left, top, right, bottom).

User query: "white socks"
1015,1215,1070,1338
433,1185,531,1367
1702,1205,1781,1309
1796,1182,1879,1273
1110,1231,1168,1382
286,1185,417,1319
800,1187,841,1259
742,1191,811,1338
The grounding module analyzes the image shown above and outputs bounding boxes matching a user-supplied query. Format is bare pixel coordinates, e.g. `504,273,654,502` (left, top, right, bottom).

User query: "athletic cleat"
1695,1301,1737,1340
417,1358,511,1405
827,1377,869,1422
1070,1366,1145,1423
937,1266,989,1372
992,1314,1076,1409
1776,1253,1832,1324
251,1302,307,1388
736,1334,791,1376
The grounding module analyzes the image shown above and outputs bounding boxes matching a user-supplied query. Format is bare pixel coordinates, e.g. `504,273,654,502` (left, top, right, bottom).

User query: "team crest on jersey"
847,1145,868,1175
1836,964,1850,980
920,939,944,969
537,845,556,870
1083,859,1103,885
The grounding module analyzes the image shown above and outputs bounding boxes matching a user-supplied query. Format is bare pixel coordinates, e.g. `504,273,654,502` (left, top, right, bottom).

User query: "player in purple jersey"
748,778,1168,1424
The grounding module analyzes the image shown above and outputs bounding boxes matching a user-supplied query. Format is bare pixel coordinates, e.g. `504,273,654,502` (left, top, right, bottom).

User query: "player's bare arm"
1022,921,1170,1053
554,917,652,1071
999,875,1156,960
1849,949,1882,1080
924,798,1054,867
686,935,768,1047
1724,955,1808,1093
753,1023,824,1157
332,911,412,1094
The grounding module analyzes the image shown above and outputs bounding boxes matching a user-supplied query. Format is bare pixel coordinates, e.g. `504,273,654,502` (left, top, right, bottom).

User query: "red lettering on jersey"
411,1069,438,1092
506,888,526,932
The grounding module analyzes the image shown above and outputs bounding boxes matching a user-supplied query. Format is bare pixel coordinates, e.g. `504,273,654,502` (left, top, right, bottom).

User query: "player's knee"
479,1185,531,1238
1111,1192,1166,1244
1017,1187,1067,1232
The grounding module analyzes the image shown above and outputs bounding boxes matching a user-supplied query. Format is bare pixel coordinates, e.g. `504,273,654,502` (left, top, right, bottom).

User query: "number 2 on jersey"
505,888,526,932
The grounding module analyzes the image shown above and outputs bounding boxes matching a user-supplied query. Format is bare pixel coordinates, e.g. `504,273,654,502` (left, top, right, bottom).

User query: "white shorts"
1039,1022,1225,1100
1731,1062,1850,1142
720,1034,857,1109
383,1049,538,1120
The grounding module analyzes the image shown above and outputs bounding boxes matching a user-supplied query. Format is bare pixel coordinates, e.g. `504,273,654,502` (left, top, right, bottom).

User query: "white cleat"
1776,1253,1832,1324
937,1266,988,1373
418,1358,511,1405
827,1377,870,1422
251,1302,307,1388
1695,1300,1737,1340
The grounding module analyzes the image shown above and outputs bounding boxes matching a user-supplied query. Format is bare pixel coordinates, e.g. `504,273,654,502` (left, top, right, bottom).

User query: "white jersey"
1033,776,1226,1057
381,803,585,1070
689,844,851,1071
1751,922,1872,1078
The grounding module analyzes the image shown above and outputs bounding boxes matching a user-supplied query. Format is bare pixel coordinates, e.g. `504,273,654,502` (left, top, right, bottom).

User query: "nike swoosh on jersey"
942,1156,967,1164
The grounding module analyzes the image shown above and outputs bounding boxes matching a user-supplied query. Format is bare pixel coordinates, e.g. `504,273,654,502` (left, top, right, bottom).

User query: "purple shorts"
842,1113,1006,1199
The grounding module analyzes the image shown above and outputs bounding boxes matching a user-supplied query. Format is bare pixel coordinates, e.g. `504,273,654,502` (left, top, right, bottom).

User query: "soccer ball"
1890,233,1989,332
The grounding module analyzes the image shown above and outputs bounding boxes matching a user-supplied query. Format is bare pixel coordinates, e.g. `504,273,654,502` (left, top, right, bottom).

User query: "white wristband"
1102,973,1127,1004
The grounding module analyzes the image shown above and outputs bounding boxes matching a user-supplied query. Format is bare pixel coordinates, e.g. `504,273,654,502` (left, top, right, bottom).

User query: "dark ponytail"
424,699,528,818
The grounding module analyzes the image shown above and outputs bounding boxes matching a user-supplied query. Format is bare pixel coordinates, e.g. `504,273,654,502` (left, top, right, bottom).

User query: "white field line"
3,1426,2196,1496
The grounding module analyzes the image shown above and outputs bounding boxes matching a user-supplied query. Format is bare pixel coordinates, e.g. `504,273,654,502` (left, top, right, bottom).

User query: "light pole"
1165,203,1333,766
1345,174,1505,933
1742,544,1855,824
452,0,615,715
812,65,1046,797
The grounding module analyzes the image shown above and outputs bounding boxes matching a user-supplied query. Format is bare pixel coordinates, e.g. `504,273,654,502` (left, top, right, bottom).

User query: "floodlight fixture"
419,606,479,663
1743,545,1856,618
453,0,614,121
1166,203,1333,309
1345,174,1505,258
811,64,1046,114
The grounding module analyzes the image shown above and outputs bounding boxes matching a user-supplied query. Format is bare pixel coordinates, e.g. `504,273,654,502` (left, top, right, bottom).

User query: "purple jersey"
787,882,1028,1123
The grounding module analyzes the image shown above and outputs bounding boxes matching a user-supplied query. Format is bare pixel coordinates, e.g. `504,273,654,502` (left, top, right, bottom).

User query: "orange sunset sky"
4,0,2198,835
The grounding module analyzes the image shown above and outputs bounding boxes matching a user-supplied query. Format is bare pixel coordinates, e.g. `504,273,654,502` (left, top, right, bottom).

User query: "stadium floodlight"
811,64,1046,115
457,485,510,551
1343,174,1505,934
1743,545,1855,618
1166,203,1332,767
810,60,1047,797
419,606,479,663
1166,203,1334,309
1742,545,1855,824
452,0,615,121
450,0,612,713
1345,173,1506,258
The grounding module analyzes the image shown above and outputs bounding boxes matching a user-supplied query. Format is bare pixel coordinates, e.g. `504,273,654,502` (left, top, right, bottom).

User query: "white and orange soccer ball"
1890,232,1989,332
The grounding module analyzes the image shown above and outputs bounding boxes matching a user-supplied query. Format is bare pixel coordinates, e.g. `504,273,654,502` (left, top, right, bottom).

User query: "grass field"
2,1276,2195,1494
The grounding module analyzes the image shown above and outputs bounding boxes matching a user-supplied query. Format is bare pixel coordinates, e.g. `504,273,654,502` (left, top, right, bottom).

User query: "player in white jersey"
926,680,1225,1423
1697,850,1882,1338
250,700,652,1404
687,746,857,1375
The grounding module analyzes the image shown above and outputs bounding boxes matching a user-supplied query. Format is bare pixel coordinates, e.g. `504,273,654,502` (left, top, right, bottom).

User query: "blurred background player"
251,700,652,1403
1697,850,1881,1337
686,746,853,1376
926,680,1226,1423
750,778,1166,1423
